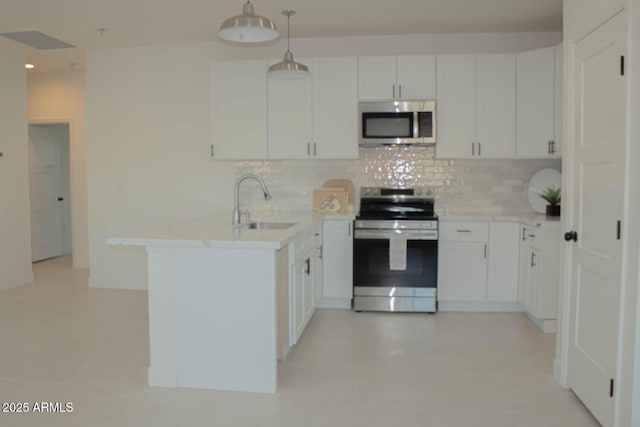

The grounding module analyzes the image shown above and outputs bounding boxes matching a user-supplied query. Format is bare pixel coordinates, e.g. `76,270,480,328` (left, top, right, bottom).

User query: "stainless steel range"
353,187,438,312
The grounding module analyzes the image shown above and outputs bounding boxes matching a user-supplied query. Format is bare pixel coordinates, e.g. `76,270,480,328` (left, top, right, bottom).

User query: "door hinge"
610,378,614,397
617,220,621,240
621,56,625,76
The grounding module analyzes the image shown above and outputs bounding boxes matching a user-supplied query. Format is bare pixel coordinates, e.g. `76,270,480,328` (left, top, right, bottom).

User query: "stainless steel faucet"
233,174,272,226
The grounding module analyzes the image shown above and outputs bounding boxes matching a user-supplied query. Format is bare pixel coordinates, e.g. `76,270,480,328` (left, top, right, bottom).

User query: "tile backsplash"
236,146,561,216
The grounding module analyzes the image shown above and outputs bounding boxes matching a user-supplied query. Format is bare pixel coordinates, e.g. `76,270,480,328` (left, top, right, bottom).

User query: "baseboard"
524,311,557,333
148,366,176,388
438,301,524,312
317,297,352,309
0,271,34,291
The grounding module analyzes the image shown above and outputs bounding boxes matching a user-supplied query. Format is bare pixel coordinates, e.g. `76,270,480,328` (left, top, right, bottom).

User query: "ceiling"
0,0,562,72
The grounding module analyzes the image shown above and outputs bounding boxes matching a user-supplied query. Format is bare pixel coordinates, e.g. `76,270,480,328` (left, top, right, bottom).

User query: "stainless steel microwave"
358,101,436,146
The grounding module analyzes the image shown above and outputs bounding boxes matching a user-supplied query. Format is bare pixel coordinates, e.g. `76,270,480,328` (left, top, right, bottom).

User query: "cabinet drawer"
440,222,489,242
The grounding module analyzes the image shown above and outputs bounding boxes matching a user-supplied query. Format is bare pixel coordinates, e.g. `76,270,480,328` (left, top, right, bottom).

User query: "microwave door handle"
413,111,419,138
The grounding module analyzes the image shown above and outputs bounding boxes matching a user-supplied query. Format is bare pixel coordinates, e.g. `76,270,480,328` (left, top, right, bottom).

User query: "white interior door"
29,125,66,262
567,12,627,427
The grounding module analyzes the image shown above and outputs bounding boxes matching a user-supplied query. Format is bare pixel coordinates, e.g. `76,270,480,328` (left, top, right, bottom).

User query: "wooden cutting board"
322,179,355,207
313,188,349,213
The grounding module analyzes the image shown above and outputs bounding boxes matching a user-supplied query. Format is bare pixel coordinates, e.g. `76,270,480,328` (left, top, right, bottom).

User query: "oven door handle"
354,229,438,240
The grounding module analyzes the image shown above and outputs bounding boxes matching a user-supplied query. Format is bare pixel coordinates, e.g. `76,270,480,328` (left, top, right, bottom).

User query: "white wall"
28,72,89,269
0,48,33,290
559,1,640,426
85,32,561,290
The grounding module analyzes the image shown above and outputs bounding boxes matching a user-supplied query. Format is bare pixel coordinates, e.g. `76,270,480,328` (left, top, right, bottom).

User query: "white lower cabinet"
518,223,560,332
487,222,520,301
439,221,520,310
439,222,489,302
320,220,353,308
289,228,318,345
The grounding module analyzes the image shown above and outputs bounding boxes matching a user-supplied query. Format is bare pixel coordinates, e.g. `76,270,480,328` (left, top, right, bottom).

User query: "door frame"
28,118,79,267
556,8,640,427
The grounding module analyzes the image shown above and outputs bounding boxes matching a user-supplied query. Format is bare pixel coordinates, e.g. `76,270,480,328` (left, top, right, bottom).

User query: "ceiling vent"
0,31,74,49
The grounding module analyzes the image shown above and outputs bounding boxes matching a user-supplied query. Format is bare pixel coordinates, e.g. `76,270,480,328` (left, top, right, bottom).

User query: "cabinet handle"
531,252,536,268
484,244,487,259
527,234,536,238
472,143,475,156
456,229,471,233
307,142,311,156
522,228,526,242
319,246,323,260
550,140,556,154
478,142,481,157
305,258,311,275
210,144,215,157
399,84,402,99
314,142,317,156
392,84,396,98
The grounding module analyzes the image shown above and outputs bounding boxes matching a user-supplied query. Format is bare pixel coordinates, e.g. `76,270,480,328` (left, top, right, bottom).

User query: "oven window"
353,238,438,288
362,112,413,138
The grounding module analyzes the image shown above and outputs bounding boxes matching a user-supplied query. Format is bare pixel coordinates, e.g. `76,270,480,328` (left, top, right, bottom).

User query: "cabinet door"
292,260,305,344
211,60,268,159
525,248,539,314
436,55,476,159
553,44,563,158
487,222,520,301
438,241,488,301
322,220,353,299
303,254,314,324
313,57,358,159
358,56,397,101
396,55,436,100
517,225,529,307
516,47,555,158
268,58,313,159
476,55,516,159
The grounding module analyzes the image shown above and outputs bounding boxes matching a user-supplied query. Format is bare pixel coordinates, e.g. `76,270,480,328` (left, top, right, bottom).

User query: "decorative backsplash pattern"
236,146,561,216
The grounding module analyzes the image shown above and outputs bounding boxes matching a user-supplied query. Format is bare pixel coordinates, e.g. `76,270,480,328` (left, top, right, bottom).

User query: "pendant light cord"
286,12,291,52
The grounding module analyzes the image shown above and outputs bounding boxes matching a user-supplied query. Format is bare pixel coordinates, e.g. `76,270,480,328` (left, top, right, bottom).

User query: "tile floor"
0,256,599,426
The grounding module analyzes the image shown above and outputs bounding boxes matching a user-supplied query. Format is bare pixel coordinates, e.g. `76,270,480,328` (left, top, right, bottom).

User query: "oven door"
353,228,438,294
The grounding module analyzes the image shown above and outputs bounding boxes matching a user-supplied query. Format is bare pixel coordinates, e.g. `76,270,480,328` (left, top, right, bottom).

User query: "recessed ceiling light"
25,63,35,69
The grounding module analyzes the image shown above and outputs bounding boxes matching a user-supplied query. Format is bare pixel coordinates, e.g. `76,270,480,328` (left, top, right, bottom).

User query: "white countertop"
107,211,355,250
438,212,561,227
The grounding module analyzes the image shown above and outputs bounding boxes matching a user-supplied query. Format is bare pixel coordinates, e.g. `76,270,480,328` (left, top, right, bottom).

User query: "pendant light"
268,11,309,79
218,1,279,43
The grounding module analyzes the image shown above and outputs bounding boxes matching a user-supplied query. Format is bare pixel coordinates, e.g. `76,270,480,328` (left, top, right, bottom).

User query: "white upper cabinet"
312,57,359,159
476,55,516,159
210,60,268,159
268,58,314,160
268,57,359,160
436,54,516,159
358,55,436,101
516,46,561,158
436,55,477,159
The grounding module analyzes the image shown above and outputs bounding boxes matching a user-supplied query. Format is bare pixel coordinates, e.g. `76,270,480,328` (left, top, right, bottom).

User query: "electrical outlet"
0,152,4,158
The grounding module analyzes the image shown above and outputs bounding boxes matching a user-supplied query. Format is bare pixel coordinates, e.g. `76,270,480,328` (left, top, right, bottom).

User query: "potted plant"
539,187,561,216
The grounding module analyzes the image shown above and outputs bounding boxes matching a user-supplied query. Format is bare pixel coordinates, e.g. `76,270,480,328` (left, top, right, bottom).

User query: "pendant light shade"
268,11,309,79
218,1,279,43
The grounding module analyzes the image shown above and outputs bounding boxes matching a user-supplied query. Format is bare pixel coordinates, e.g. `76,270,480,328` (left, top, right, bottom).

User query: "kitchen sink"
239,221,297,230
